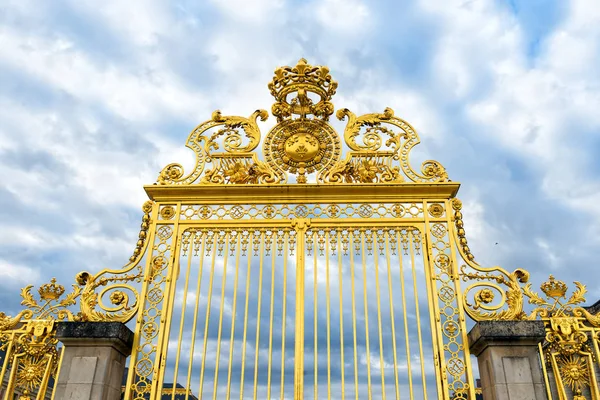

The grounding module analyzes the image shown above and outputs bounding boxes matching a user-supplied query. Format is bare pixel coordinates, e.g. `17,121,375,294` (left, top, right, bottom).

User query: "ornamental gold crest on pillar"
264,58,342,183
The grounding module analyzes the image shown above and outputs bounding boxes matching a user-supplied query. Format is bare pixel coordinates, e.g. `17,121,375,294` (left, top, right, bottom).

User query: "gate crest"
155,58,448,186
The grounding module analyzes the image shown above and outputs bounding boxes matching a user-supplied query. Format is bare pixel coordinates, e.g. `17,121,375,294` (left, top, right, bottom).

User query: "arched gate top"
155,59,450,188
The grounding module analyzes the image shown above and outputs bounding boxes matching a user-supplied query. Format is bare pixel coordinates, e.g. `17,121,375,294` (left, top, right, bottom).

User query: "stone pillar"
468,320,547,400
54,322,134,400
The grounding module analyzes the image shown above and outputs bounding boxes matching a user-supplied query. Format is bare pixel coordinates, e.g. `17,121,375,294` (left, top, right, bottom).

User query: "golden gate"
7,59,592,400
117,58,476,399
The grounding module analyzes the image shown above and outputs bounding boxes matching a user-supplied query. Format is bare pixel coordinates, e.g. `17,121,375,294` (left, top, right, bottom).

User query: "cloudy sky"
1,0,600,396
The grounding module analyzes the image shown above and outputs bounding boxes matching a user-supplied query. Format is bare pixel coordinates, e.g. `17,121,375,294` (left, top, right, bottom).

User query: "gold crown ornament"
541,275,568,298
268,58,338,121
37,278,65,301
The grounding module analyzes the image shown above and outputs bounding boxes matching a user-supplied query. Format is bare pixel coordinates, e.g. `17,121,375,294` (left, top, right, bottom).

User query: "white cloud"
0,260,41,286
314,0,371,34
0,27,209,122
429,0,600,219
67,0,173,47
208,0,285,23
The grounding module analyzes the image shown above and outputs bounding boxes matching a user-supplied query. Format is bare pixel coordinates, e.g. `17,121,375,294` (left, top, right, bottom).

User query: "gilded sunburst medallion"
559,355,590,390
264,119,341,183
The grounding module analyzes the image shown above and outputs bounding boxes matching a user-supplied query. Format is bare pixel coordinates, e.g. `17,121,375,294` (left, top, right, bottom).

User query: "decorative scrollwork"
336,107,401,153
334,107,449,183
421,160,449,181
157,110,271,185
202,156,284,185
524,275,599,326
319,154,403,183
75,201,153,322
154,60,450,185
76,272,142,323
454,198,530,321
0,279,80,326
206,109,268,153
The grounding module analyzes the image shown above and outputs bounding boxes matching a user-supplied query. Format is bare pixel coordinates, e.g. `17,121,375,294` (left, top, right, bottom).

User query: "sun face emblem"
264,119,341,183
558,355,590,391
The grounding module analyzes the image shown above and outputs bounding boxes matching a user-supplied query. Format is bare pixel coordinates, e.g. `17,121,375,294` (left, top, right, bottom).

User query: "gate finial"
269,58,337,122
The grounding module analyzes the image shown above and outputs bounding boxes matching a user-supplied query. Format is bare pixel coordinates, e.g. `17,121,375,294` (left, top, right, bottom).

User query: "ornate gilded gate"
7,59,594,400
110,58,478,400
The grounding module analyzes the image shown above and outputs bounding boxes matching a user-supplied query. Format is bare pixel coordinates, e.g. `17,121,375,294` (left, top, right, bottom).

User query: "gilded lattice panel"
425,212,476,400
125,219,176,399
175,202,425,221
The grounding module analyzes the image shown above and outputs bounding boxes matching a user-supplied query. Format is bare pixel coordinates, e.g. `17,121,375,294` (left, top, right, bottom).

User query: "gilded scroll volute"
155,59,448,186
75,201,152,323
319,107,449,184
453,198,531,321
157,109,282,185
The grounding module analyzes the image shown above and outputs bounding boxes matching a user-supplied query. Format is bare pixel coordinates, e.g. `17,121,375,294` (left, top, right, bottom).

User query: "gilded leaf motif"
567,282,586,306
58,285,81,308
20,286,37,309
523,283,548,306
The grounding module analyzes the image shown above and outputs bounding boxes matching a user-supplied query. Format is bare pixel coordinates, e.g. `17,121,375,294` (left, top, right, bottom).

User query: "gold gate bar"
5,352,20,396
313,229,319,400
294,219,309,400
350,230,359,400
421,208,446,399
39,350,56,400
252,231,265,400
396,231,414,397
238,231,254,400
337,231,346,400
212,232,230,399
279,232,289,400
384,231,401,400
171,231,196,400
154,207,183,398
225,234,242,400
444,201,477,400
266,232,278,399
50,346,65,400
538,343,553,400
373,229,387,400
325,230,332,400
592,327,600,370
185,232,206,400
409,231,428,399
0,333,15,393
361,229,373,400
199,231,219,398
